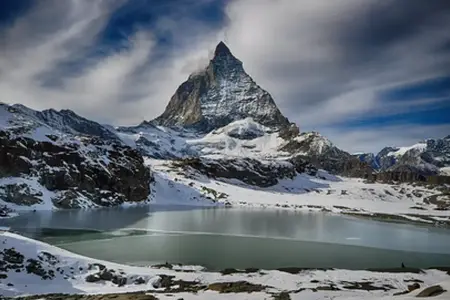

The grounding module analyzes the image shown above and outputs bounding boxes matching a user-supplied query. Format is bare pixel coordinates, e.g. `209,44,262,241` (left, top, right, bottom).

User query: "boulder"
416,285,445,297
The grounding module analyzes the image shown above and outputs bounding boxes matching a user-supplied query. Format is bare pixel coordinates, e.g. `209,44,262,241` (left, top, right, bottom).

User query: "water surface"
3,206,450,270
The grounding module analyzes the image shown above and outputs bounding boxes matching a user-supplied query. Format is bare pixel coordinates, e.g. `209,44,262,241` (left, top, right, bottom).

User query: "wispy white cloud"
222,0,450,129
0,0,221,125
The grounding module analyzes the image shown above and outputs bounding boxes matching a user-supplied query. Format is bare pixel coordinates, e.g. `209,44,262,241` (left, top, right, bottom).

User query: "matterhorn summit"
154,41,290,131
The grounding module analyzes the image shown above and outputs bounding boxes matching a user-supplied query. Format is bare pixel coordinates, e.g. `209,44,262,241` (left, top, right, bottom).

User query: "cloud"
0,0,223,125
0,0,448,152
223,0,450,129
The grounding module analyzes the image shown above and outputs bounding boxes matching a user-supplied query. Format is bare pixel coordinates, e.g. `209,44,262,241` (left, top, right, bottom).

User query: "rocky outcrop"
154,42,290,131
172,157,298,187
369,166,427,183
0,130,152,208
280,132,373,177
369,167,450,185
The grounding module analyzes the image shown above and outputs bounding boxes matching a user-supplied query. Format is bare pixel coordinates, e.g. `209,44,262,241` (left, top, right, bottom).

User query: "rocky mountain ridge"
0,103,152,209
355,136,450,176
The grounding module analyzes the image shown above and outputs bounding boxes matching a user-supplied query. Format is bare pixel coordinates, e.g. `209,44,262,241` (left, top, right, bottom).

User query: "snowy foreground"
1,231,450,299
148,160,450,225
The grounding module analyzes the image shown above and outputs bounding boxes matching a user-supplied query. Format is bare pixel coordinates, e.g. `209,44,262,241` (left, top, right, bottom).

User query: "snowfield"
1,231,450,299
147,159,450,225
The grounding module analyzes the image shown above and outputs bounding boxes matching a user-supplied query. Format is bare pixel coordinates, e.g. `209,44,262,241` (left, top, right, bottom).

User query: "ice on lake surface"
3,205,450,270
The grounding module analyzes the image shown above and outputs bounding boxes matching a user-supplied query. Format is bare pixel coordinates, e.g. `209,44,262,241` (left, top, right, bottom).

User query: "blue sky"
0,0,449,152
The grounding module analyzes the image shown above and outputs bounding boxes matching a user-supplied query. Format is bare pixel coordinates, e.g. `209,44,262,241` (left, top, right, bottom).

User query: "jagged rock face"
375,147,399,170
155,42,290,131
426,137,450,166
0,131,152,208
279,132,373,176
354,153,380,170
0,104,153,209
370,165,428,183
172,157,299,187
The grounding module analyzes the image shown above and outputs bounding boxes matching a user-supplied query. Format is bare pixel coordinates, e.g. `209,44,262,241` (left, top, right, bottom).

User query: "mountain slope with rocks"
0,103,152,210
356,136,450,176
154,41,291,131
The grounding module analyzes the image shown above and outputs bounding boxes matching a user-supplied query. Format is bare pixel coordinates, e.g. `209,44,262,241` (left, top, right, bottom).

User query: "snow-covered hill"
0,103,152,210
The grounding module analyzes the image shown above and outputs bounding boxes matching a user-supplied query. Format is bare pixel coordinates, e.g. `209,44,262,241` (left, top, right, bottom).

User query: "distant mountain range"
354,136,450,175
0,41,448,211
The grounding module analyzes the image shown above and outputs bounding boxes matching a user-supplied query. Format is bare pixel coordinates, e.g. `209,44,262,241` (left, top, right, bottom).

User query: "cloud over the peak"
223,0,450,128
0,0,449,151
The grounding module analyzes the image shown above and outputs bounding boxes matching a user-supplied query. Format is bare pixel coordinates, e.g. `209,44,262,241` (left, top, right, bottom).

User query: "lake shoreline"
2,231,450,299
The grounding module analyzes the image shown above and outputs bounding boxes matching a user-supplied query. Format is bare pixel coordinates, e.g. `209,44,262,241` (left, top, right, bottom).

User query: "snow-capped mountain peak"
154,41,290,132
356,136,450,175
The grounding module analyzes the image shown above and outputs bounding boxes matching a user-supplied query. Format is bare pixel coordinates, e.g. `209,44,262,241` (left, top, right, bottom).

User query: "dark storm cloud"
335,0,450,60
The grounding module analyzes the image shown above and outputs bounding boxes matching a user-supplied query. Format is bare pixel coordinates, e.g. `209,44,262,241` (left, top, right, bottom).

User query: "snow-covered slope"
2,231,450,299
0,103,152,211
6,104,118,141
116,121,197,159
150,160,450,224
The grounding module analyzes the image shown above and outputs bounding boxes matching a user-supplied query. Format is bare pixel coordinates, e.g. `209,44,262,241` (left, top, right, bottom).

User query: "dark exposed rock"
85,274,101,283
85,267,127,287
280,132,373,177
207,281,267,293
408,282,421,292
316,285,341,291
0,184,43,205
111,275,127,287
173,157,296,187
25,258,55,280
152,262,174,269
341,281,391,291
276,267,331,274
0,131,152,208
134,277,146,284
0,205,13,217
37,252,59,265
220,268,260,275
2,248,24,264
289,155,317,176
272,292,291,300
99,269,114,281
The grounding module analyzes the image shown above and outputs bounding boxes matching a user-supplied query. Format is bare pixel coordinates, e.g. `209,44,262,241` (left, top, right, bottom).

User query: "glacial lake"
2,205,450,270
